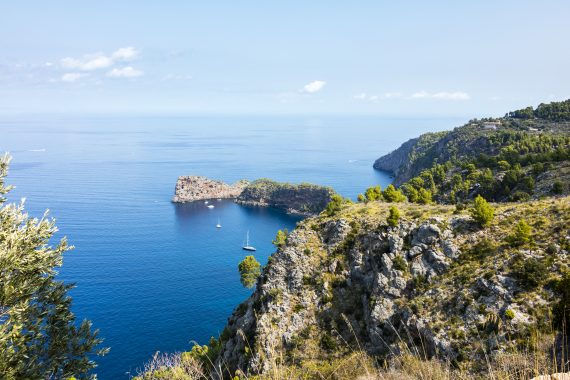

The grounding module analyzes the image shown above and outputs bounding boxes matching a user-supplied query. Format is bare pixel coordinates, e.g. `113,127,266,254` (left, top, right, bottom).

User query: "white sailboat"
216,218,222,228
242,230,256,251
207,204,215,209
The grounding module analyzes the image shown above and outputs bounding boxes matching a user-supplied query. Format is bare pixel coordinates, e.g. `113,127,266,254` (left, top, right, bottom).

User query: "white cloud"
60,47,139,72
111,47,139,61
353,93,368,100
61,72,88,82
61,55,113,71
302,80,326,93
353,92,402,102
107,66,143,78
410,91,470,100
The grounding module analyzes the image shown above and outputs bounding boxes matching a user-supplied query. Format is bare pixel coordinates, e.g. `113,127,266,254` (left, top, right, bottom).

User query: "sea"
0,115,463,379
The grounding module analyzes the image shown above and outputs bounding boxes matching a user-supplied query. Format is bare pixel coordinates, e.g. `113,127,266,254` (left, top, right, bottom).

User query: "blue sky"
1,0,569,116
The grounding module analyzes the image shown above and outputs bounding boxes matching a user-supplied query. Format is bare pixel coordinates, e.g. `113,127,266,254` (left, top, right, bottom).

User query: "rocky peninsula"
172,176,336,216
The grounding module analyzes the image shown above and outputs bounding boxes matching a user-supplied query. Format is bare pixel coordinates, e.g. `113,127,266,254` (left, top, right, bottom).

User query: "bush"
325,194,343,216
504,309,515,320
552,180,566,194
383,184,407,203
513,258,548,290
469,195,495,227
553,272,570,335
392,255,407,272
417,188,432,204
357,193,366,202
387,206,400,227
364,185,383,202
272,229,288,248
238,255,261,288
507,220,532,247
470,238,497,260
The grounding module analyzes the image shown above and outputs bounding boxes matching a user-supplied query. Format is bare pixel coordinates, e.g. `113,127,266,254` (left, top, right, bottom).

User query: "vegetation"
469,195,494,227
324,194,352,216
507,220,532,247
238,255,261,288
382,184,407,202
272,229,288,248
507,98,570,121
386,206,400,227
0,155,106,379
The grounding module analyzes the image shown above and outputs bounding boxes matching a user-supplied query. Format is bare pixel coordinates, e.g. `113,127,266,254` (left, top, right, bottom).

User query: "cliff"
172,176,335,216
236,179,336,216
172,176,248,202
216,197,569,377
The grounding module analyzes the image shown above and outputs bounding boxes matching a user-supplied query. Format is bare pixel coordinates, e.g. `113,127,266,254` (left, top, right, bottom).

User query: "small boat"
242,230,256,251
217,198,222,201
207,204,215,209
216,218,222,228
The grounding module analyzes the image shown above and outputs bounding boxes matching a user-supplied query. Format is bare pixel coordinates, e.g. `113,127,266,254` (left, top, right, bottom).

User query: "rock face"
172,176,335,216
236,179,335,216
172,176,248,202
215,198,570,377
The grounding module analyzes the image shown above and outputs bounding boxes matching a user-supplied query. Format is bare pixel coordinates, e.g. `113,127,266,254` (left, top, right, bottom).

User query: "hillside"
374,99,570,204
136,196,570,379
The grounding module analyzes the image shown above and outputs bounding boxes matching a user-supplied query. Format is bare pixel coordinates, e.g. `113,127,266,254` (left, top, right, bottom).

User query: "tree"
272,229,288,248
364,185,383,202
508,220,532,247
382,184,407,203
238,255,261,288
357,193,366,203
387,206,400,227
325,194,345,216
417,188,432,204
0,155,106,379
470,195,494,227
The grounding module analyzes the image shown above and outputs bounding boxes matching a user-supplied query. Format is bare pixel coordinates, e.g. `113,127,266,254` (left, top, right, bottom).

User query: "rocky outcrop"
172,176,248,202
173,176,335,216
216,198,570,377
236,179,335,216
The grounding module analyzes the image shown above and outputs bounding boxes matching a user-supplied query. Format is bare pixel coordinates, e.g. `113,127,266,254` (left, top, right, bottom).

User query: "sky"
1,0,569,117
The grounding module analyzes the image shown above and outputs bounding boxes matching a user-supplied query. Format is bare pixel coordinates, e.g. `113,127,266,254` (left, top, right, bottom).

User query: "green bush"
392,255,407,272
553,272,570,335
552,180,566,194
364,185,383,202
387,206,400,227
238,255,261,288
504,309,515,320
513,258,548,290
325,194,349,216
507,220,532,247
383,184,407,203
469,195,495,227
272,229,288,248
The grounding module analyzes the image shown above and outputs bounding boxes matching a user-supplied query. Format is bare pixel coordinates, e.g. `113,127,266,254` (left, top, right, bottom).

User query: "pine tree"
469,195,495,227
238,255,261,289
0,155,107,379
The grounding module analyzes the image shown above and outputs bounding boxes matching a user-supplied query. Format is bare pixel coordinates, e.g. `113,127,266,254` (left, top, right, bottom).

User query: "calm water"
0,115,462,379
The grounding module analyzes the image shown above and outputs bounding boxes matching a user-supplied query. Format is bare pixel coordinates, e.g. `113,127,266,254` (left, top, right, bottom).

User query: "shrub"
417,188,432,204
553,272,570,335
507,220,532,247
469,195,494,227
272,229,288,248
392,255,407,272
325,194,348,216
387,206,400,227
357,193,366,202
383,184,407,202
552,180,565,194
470,238,497,260
364,185,383,202
238,255,261,288
504,309,515,320
513,258,548,290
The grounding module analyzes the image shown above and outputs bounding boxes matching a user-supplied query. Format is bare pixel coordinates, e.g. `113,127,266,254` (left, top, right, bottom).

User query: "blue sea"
0,115,462,379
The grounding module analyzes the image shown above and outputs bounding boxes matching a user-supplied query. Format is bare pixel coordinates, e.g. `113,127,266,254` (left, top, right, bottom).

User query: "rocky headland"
172,176,249,203
172,176,336,216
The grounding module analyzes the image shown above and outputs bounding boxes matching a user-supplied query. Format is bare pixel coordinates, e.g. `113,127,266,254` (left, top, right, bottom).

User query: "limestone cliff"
172,176,248,203
216,197,570,376
236,179,335,216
